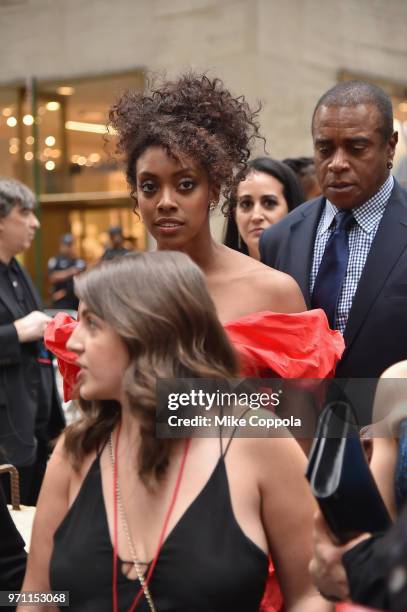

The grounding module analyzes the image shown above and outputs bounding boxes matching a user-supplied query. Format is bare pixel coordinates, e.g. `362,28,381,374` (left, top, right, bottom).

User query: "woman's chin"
78,385,96,401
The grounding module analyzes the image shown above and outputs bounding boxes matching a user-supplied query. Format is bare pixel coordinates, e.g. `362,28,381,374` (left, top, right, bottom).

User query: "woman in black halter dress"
20,251,326,612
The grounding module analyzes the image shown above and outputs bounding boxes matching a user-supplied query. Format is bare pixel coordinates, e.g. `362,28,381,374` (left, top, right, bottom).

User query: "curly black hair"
108,72,262,206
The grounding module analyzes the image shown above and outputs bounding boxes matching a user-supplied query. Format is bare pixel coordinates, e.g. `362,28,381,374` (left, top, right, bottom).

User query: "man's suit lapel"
287,198,325,307
0,260,42,322
18,262,42,309
344,183,407,349
0,269,24,318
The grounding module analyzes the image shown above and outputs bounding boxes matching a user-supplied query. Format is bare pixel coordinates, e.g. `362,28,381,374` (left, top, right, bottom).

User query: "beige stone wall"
1,0,406,156
2,0,405,242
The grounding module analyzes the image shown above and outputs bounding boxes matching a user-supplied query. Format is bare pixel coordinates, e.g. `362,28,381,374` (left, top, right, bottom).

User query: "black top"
0,258,57,467
0,258,36,317
0,259,54,440
50,452,268,611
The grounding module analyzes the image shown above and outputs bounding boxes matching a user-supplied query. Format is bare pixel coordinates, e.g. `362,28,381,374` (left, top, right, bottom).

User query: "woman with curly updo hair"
107,75,341,380
108,73,307,322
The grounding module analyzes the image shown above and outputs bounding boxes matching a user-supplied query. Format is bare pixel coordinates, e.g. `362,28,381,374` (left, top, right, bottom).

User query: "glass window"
0,71,146,297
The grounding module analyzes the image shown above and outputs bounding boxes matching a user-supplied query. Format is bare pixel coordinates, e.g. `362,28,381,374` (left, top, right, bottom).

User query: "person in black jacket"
0,178,65,505
47,233,85,310
260,81,406,381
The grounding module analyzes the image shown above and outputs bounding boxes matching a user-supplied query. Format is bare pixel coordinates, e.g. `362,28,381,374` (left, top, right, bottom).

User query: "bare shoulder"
47,433,71,476
226,418,307,480
35,434,72,510
21,435,73,592
226,432,311,522
229,421,315,514
21,436,98,594
224,246,303,294
247,259,306,313
37,434,95,510
250,431,307,471
258,263,303,297
213,246,306,315
373,360,407,425
381,360,407,379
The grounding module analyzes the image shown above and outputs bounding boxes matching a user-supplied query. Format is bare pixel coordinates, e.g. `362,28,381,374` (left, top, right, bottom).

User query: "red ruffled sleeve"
224,309,344,378
44,312,80,401
45,308,344,402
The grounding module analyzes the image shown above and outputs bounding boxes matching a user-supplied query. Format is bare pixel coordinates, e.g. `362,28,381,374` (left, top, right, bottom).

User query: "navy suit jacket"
260,179,407,379
0,260,65,467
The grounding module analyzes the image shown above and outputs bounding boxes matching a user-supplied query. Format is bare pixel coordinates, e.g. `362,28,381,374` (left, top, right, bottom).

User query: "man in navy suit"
260,81,407,385
0,178,65,504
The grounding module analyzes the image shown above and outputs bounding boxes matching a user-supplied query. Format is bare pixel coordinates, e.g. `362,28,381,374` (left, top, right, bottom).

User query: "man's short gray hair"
0,177,36,219
312,80,394,141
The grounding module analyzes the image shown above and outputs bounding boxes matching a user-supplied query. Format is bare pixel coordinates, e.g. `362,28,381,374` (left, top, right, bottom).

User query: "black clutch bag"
306,401,392,543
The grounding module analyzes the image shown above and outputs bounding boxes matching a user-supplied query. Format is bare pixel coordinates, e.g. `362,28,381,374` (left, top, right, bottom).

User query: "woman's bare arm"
257,437,332,611
368,361,407,518
370,437,398,519
17,436,71,611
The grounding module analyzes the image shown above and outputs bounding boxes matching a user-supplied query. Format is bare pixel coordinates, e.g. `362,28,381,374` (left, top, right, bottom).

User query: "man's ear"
388,130,398,160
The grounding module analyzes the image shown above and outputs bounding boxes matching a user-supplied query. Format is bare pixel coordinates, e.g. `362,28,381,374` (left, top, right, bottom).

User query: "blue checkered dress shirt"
310,175,394,333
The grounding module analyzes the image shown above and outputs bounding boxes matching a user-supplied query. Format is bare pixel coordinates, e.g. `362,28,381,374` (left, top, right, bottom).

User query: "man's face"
312,103,397,209
0,204,40,258
60,242,74,258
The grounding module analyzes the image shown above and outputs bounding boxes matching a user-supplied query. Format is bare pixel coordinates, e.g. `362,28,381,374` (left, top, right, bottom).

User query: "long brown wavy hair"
63,251,238,483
